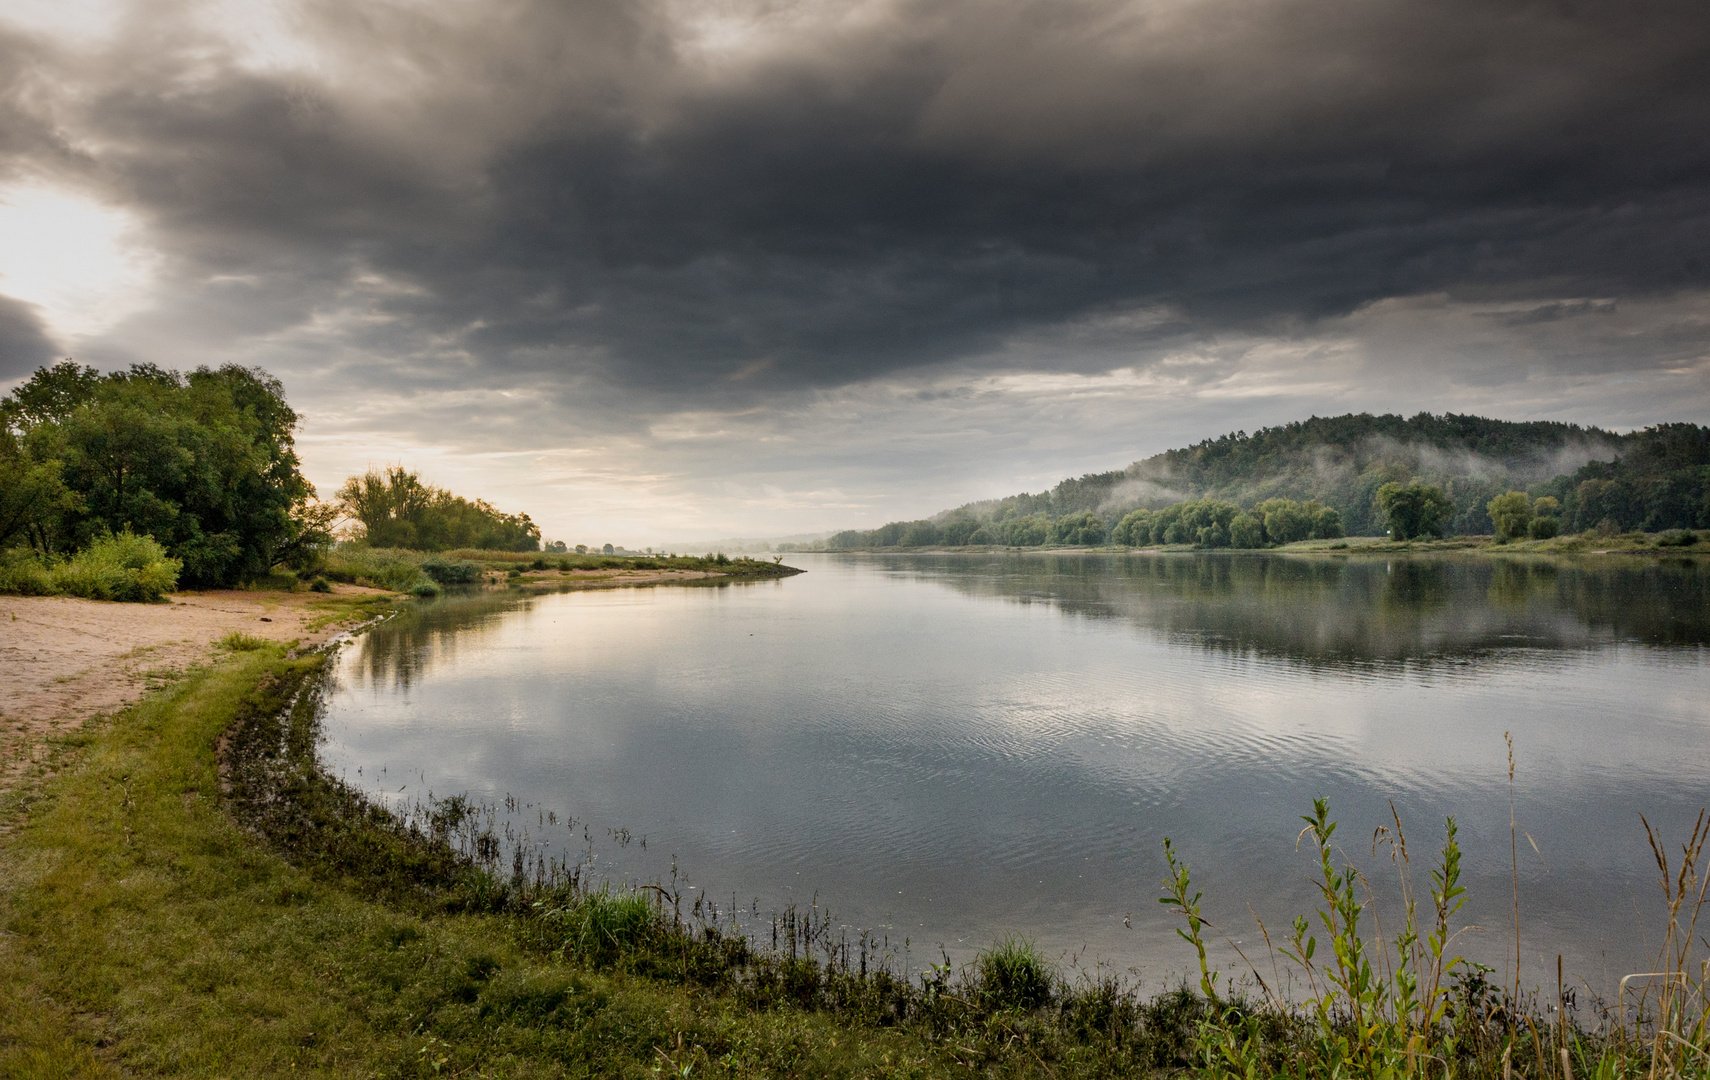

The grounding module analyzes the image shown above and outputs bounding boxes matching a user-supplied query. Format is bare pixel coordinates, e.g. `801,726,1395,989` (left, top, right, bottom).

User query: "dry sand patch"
0,586,388,794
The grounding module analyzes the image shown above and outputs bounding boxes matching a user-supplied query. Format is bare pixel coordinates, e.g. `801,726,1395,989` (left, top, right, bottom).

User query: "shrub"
1658,528,1700,547
1529,515,1561,540
320,546,433,593
411,580,441,598
539,889,659,967
420,557,484,585
219,630,269,651
309,577,332,593
49,532,181,602
974,935,1053,1011
0,548,53,595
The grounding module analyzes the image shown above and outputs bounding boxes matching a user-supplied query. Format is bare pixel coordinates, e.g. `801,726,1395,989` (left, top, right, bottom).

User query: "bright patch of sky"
0,183,159,345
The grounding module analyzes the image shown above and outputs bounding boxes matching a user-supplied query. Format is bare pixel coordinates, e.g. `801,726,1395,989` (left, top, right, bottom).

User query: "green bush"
539,888,659,967
420,557,484,585
2,532,183,602
1529,515,1561,540
53,532,181,602
974,935,1053,1011
1658,528,1700,547
319,546,432,593
0,547,53,595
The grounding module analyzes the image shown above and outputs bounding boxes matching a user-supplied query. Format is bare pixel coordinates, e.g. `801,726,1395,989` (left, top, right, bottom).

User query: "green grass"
216,629,269,651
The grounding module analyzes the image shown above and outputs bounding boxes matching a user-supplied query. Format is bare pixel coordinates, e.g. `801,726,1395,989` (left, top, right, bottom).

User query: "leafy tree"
1230,512,1265,549
1312,505,1346,540
1256,499,1313,544
898,520,941,547
1050,511,1107,546
999,514,1051,546
1112,508,1154,546
1376,483,1453,541
336,466,539,552
2,361,319,586
940,518,981,546
1486,491,1533,543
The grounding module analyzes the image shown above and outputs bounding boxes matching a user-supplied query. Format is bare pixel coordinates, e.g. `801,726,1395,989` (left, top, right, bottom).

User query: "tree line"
829,413,1710,548
2,362,540,595
335,466,539,552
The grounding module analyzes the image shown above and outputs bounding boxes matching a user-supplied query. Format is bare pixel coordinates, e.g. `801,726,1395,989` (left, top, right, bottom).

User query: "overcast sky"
1,0,1707,545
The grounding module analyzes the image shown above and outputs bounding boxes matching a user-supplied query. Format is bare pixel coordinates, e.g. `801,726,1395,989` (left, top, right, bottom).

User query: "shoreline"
0,560,801,803
791,531,1706,557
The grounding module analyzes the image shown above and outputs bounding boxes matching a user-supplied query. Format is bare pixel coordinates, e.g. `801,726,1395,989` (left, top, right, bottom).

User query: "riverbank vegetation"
4,641,1707,1077
309,546,800,596
1,361,328,589
0,530,182,601
335,465,541,552
821,413,1710,552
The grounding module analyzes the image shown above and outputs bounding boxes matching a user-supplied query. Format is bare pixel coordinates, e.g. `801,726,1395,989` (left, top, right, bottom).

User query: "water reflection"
887,552,1710,667
319,553,1710,996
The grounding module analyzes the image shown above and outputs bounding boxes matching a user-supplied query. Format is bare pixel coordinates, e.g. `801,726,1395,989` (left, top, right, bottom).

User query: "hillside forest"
825,413,1710,549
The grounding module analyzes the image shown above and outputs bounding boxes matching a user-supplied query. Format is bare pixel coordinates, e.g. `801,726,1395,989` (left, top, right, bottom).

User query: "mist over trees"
825,412,1710,549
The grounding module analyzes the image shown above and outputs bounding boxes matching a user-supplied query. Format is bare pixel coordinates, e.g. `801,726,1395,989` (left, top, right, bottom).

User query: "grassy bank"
5,629,1707,1077
315,547,802,596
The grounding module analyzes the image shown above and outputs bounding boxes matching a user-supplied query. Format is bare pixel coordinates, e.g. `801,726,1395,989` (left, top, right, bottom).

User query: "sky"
1,0,1707,547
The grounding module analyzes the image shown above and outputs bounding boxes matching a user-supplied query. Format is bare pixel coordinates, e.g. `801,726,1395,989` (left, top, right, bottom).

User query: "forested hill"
824,412,1710,546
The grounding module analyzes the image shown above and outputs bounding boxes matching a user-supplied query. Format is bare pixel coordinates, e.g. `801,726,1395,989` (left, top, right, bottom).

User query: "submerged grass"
4,631,1708,1077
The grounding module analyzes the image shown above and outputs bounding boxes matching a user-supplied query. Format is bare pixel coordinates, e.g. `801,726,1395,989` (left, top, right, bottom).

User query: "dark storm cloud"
0,295,57,379
11,0,1710,398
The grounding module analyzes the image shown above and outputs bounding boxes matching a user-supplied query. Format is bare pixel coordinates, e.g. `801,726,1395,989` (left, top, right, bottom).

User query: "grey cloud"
8,0,1710,407
0,295,58,379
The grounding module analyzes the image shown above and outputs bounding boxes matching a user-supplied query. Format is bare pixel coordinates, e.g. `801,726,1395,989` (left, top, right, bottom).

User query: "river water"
318,551,1710,997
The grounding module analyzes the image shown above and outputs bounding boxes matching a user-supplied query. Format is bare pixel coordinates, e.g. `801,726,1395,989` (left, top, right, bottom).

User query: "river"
318,551,1710,998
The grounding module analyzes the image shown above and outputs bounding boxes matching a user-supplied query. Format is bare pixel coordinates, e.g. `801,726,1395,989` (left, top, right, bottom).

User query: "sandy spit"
0,585,389,795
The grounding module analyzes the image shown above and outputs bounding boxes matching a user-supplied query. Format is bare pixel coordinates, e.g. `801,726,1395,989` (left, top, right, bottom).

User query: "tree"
1486,491,1533,543
335,466,540,552
1051,511,1107,546
1311,505,1345,539
1230,512,1266,548
999,514,1051,546
2,361,317,586
1256,499,1313,544
1528,495,1561,539
1113,508,1154,546
1376,483,1453,540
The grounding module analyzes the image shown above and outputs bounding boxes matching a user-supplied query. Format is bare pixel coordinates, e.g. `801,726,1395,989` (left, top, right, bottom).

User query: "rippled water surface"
319,552,1710,993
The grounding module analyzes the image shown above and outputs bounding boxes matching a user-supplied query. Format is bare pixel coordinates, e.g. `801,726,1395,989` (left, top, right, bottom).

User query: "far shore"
783,530,1707,557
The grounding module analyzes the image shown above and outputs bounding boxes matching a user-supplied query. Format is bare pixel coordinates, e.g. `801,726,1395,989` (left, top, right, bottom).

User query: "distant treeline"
826,413,1710,549
337,466,539,552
